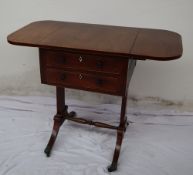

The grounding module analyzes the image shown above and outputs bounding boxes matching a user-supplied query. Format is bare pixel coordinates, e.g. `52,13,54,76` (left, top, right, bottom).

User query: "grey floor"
0,96,193,175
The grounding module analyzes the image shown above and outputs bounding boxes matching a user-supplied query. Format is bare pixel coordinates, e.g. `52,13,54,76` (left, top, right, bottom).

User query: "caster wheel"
107,163,117,172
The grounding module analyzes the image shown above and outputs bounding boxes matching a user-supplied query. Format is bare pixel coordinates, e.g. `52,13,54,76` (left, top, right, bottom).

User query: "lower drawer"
45,68,123,95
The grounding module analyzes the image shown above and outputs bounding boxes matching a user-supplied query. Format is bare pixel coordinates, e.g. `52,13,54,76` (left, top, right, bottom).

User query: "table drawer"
42,50,127,74
45,68,123,94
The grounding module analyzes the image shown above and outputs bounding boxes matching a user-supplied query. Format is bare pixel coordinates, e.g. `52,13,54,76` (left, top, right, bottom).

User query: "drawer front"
45,68,123,94
43,50,127,74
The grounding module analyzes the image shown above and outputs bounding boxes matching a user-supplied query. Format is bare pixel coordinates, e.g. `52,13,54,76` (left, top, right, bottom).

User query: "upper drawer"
41,49,127,74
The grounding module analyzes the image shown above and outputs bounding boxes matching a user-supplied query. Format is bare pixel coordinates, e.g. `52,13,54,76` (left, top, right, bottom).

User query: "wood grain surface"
7,20,183,60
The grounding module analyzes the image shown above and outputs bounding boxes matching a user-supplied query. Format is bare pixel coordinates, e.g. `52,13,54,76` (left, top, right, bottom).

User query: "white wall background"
0,0,193,103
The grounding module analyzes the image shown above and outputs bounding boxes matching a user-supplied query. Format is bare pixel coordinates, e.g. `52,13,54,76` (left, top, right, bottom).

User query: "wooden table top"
7,20,183,60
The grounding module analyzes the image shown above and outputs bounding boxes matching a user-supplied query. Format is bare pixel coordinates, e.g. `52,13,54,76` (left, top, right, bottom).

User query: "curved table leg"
108,129,125,172
44,107,77,157
44,87,76,157
108,95,128,172
44,114,64,157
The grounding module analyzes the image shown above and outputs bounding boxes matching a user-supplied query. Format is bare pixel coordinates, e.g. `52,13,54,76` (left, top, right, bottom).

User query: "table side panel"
131,29,183,60
7,21,63,46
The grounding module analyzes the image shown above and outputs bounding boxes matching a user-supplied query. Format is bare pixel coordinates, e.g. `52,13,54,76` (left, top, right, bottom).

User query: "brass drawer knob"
79,74,83,80
79,56,83,62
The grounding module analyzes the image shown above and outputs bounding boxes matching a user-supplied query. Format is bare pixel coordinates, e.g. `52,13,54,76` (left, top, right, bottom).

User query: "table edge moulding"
7,20,183,172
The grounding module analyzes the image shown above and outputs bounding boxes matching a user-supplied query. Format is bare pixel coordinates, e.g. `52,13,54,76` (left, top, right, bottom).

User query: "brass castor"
107,163,117,172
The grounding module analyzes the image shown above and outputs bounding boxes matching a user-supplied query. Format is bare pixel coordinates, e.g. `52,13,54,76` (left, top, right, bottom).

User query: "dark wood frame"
7,20,182,172
44,59,136,172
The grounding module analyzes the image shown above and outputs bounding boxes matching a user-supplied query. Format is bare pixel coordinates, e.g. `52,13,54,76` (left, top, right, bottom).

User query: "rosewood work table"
7,21,183,172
